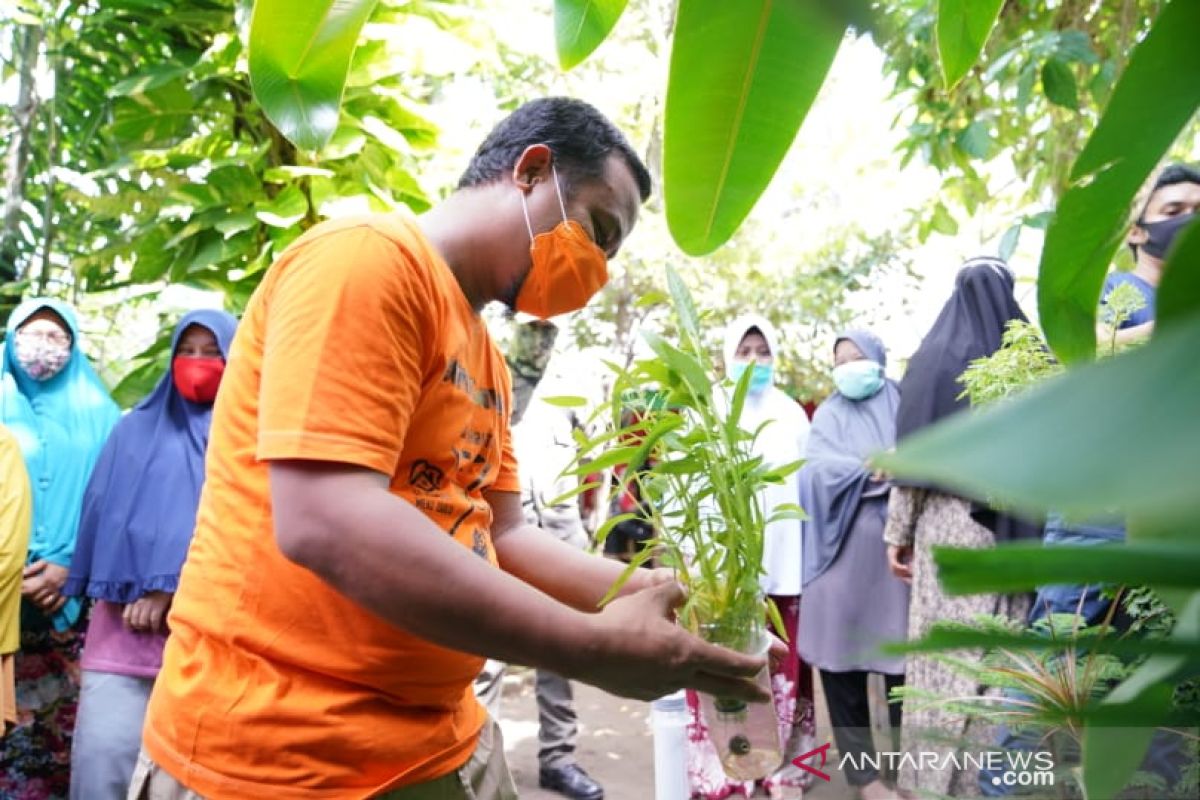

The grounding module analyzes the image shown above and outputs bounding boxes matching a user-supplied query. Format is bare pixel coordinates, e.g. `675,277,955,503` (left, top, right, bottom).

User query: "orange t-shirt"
143,213,520,799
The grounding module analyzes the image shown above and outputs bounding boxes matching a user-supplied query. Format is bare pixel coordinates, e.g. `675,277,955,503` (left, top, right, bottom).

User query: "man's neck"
1132,256,1164,288
417,192,495,311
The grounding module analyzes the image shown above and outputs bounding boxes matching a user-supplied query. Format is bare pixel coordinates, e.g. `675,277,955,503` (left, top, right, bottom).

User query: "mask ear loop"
521,161,570,244
520,190,534,242
550,163,569,224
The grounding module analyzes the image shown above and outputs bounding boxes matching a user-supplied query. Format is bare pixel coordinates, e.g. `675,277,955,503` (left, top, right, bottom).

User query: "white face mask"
15,325,72,382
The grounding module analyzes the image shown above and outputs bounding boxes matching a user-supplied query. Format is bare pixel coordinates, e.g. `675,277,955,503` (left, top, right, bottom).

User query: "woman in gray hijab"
797,330,909,800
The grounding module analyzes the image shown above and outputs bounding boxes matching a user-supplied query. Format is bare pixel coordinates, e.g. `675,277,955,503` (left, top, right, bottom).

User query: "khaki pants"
126,718,517,800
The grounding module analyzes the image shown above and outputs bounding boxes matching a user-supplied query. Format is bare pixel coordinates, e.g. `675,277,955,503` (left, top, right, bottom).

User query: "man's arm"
270,460,766,702
487,489,661,612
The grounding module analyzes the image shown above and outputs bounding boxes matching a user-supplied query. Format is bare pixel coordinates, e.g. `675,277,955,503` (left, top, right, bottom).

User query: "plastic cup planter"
696,620,782,781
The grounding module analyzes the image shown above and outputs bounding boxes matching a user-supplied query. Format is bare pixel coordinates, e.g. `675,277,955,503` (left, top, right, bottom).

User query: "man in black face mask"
1097,163,1200,346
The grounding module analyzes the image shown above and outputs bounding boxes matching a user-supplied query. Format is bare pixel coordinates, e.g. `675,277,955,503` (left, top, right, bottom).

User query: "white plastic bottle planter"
697,625,782,781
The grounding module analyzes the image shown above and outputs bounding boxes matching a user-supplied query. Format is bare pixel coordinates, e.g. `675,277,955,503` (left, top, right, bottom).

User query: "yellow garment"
1,653,14,731
0,425,32,656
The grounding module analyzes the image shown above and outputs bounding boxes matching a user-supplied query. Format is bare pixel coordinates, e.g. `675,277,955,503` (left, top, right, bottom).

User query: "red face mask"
173,356,225,404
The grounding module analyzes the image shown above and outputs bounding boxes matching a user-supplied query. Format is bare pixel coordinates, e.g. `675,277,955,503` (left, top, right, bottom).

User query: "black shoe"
538,763,605,800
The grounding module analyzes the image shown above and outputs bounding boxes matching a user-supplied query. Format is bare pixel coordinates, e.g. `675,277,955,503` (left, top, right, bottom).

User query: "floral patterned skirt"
0,608,86,800
686,596,816,799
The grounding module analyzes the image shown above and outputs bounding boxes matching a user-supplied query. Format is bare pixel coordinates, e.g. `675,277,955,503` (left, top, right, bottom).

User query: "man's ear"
512,144,553,193
1127,222,1149,248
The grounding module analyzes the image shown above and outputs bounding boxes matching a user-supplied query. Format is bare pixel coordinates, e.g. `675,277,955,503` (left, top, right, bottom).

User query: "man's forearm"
274,472,598,676
492,524,660,612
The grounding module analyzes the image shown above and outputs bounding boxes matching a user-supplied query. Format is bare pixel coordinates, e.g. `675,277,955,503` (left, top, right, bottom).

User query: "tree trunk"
36,52,62,296
0,24,44,322
505,318,560,426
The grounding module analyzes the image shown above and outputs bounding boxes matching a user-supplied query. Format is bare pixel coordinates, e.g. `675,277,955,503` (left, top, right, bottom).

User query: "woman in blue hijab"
796,330,909,800
63,309,237,800
0,298,120,798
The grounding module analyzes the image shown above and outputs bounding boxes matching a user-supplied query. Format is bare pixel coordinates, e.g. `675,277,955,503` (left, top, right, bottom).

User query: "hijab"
895,257,1027,439
64,310,238,603
0,298,121,630
893,258,1041,541
799,330,901,585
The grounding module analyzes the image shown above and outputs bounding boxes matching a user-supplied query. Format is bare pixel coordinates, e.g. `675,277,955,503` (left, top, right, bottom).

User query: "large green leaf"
554,0,628,71
1156,217,1200,332
1037,0,1200,363
1083,591,1200,796
1082,685,1173,797
930,541,1200,596
876,312,1200,529
889,624,1200,661
663,0,844,255
248,0,379,151
935,0,1003,90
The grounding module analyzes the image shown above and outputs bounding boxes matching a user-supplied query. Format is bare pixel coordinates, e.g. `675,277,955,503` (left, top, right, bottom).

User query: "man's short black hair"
457,97,652,202
1139,163,1200,221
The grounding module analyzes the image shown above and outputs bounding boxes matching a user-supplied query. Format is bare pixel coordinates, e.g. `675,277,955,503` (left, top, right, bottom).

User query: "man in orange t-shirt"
133,98,767,800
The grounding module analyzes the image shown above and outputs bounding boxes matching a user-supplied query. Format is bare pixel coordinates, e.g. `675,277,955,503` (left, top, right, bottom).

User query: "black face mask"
1139,212,1195,259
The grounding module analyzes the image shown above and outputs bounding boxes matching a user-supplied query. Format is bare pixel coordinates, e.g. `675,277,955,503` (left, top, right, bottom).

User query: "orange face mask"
514,165,609,319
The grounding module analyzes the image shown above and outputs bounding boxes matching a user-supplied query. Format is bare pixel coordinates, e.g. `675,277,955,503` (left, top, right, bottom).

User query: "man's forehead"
1149,181,1200,209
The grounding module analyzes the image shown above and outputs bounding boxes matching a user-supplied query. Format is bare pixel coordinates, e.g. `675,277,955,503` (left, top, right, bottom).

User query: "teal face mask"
833,360,884,400
731,361,774,394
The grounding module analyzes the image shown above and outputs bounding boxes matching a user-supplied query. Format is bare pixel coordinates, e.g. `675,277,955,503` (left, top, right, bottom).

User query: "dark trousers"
820,669,904,788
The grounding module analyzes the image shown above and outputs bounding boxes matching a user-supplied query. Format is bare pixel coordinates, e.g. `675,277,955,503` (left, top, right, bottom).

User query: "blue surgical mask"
833,360,884,400
731,362,774,394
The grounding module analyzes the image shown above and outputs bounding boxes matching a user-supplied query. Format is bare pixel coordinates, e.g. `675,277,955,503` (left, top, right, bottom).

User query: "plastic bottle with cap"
650,690,690,800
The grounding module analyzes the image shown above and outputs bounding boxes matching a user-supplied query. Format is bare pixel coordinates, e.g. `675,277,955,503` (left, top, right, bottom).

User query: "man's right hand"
565,579,769,703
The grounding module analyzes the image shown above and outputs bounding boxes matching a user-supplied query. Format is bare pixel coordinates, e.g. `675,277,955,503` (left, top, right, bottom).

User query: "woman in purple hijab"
797,330,909,800
62,309,237,800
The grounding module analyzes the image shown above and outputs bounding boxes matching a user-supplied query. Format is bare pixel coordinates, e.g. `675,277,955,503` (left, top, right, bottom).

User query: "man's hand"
887,544,913,584
569,579,769,703
22,560,69,613
123,591,173,633
621,565,676,595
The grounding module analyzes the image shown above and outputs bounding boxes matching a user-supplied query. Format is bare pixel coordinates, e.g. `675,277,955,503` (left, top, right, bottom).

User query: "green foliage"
1157,219,1200,333
935,0,1003,90
1,0,238,304
553,0,628,70
563,266,801,650
1,0,450,397
957,320,1061,407
1037,0,1200,363
248,0,380,152
876,0,1170,251
1098,280,1151,354
662,0,845,255
893,607,1199,799
958,285,1148,409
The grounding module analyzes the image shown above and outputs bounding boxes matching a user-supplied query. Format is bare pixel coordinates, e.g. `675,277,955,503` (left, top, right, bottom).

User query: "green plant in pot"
557,266,804,780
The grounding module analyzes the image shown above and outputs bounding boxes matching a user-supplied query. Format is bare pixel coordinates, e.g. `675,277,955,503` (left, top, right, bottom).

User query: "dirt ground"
496,670,860,800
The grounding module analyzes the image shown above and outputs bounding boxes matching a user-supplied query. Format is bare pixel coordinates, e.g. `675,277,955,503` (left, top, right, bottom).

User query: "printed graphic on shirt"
403,353,509,559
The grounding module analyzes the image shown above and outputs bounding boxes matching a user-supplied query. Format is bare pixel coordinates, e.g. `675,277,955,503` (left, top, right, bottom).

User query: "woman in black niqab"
895,257,1026,439
884,257,1034,797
